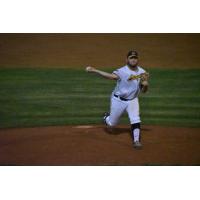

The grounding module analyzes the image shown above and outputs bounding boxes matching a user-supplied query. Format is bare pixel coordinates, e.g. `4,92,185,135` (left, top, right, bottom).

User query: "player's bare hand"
86,66,96,73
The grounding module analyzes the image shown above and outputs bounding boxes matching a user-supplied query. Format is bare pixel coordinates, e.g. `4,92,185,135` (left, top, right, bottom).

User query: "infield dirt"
0,125,200,165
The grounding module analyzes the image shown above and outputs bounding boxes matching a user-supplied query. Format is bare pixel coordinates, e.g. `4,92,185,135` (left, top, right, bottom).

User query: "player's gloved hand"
140,72,149,83
86,66,96,72
140,72,149,93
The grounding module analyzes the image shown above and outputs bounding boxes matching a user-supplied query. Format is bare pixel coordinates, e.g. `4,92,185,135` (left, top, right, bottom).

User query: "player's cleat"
103,112,109,125
133,141,143,149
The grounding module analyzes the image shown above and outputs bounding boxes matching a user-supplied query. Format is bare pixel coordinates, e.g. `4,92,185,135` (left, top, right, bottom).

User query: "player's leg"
126,98,142,149
104,96,127,127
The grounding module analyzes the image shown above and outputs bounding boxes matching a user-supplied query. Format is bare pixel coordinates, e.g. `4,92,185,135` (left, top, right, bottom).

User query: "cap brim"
128,55,138,59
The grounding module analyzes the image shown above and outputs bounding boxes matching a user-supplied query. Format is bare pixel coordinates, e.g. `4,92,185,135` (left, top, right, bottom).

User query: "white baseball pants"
105,95,141,126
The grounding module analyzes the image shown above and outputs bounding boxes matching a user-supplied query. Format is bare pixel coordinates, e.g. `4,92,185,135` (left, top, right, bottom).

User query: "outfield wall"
0,33,200,69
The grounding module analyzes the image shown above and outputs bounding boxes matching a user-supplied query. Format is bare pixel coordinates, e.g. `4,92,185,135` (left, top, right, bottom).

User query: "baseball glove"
140,72,149,83
140,72,149,92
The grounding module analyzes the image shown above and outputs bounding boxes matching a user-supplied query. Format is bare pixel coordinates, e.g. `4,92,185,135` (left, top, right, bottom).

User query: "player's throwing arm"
86,66,119,80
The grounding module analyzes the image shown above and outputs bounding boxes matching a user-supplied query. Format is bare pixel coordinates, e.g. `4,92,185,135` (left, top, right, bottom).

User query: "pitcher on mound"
86,50,149,149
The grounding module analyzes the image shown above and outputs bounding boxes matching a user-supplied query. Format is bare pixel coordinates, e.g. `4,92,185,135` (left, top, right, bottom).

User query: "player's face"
127,56,138,67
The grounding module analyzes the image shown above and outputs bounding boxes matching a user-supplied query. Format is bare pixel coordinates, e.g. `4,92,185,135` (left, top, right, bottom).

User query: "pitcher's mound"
0,125,200,165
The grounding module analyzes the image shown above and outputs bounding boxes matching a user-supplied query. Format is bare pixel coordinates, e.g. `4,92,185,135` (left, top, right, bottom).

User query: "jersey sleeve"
140,67,146,74
112,69,122,80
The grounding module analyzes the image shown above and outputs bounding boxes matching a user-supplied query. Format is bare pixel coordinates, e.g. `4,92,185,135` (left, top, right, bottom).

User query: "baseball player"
86,50,149,149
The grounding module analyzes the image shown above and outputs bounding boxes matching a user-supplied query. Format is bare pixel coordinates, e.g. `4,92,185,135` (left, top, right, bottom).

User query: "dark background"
0,33,200,68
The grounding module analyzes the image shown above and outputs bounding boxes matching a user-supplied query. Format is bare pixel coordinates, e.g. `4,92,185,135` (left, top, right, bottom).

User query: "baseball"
86,66,90,71
86,66,93,72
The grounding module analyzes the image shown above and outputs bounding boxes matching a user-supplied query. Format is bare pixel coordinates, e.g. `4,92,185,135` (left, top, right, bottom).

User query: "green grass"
0,67,200,128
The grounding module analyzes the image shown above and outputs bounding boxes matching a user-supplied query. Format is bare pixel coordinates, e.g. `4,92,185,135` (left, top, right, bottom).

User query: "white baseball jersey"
112,65,146,100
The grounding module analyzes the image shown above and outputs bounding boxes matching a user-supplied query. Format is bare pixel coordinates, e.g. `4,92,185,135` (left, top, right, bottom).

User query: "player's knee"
107,121,117,127
106,117,117,127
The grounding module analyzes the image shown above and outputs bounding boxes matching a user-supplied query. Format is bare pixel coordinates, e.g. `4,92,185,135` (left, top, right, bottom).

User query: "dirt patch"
0,125,199,165
75,125,94,129
0,34,200,69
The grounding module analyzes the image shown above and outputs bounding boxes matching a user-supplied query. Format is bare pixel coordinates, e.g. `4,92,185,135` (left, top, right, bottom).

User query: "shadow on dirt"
104,127,151,135
104,127,130,135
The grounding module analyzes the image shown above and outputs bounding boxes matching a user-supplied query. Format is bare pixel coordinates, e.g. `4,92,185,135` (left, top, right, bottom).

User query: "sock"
133,128,140,142
131,123,141,142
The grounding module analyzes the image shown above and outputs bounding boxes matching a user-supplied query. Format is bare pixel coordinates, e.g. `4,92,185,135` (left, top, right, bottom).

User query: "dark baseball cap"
127,50,138,58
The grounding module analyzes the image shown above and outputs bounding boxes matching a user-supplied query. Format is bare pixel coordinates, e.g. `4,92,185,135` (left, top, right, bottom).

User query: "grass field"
0,67,200,128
